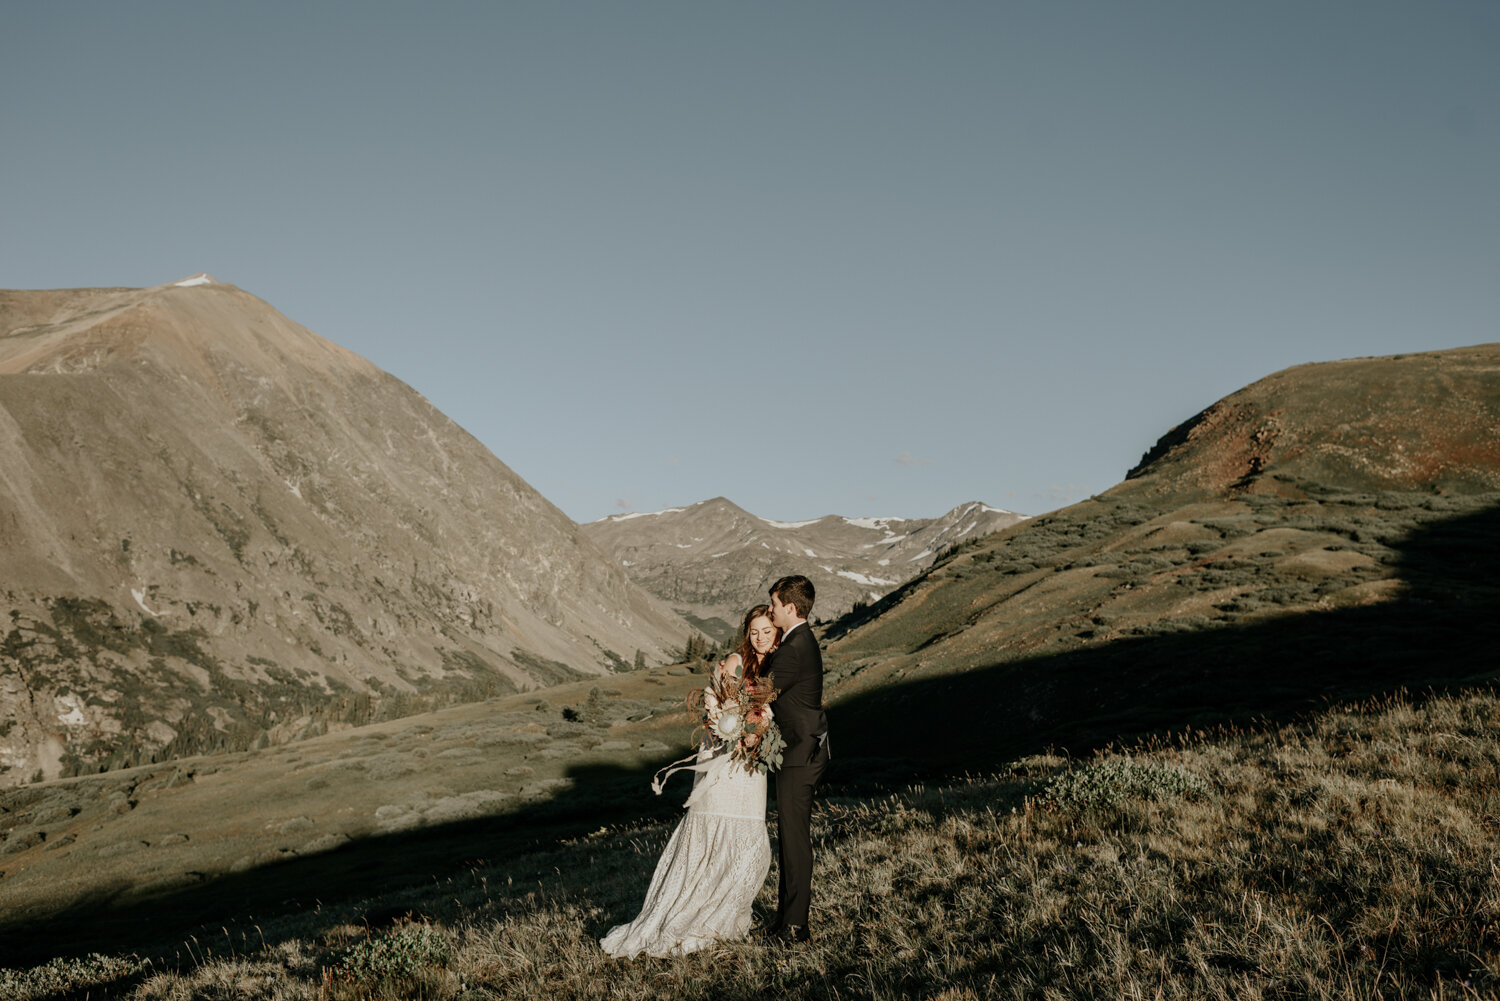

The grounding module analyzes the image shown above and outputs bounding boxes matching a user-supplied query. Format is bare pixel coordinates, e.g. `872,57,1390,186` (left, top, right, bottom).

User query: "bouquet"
694,660,785,775
651,658,786,797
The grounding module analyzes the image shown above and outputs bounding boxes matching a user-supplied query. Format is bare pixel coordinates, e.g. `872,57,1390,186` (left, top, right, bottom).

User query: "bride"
599,605,780,958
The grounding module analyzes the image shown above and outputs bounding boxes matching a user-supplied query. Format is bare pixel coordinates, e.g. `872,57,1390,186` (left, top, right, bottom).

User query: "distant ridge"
0,277,688,784
581,496,1025,639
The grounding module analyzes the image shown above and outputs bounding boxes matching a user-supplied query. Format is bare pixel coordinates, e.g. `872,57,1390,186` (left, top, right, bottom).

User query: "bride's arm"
717,653,743,684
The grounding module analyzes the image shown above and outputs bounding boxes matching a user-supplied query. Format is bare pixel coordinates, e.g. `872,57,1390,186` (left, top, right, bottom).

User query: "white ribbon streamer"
651,742,724,800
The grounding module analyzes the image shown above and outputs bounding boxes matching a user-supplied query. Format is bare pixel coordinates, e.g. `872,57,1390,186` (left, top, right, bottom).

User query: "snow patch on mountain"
131,588,163,617
843,516,908,530
56,693,90,727
762,516,820,529
603,507,685,522
835,569,897,587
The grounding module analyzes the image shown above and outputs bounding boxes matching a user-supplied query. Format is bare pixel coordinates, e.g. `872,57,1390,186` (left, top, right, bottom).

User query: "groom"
763,574,830,944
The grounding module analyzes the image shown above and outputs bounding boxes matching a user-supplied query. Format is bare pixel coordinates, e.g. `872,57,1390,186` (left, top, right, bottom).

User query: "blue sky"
4,2,1497,522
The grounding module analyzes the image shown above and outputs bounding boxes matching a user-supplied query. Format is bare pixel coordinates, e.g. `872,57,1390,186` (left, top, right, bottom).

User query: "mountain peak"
582,497,1027,639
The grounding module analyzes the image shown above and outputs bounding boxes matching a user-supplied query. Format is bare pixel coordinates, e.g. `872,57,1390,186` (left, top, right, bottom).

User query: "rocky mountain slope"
580,497,1025,638
0,276,687,785
824,343,1500,768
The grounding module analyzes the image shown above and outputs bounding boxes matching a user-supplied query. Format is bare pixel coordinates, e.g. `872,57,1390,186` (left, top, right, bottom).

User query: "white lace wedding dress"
599,737,771,958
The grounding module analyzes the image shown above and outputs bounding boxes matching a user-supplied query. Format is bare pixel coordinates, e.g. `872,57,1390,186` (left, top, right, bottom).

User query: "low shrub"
0,952,147,1000
1044,756,1211,811
321,921,451,1000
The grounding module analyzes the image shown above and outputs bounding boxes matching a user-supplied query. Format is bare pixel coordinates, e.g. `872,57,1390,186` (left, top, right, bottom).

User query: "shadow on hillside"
0,758,686,974
3,502,1498,974
833,499,1500,777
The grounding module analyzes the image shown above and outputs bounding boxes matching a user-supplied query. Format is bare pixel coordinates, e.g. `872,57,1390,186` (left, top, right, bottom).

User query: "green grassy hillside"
827,486,1499,781
821,343,1500,783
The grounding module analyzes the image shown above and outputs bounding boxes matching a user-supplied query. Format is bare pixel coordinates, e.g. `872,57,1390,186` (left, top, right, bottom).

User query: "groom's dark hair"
769,574,815,620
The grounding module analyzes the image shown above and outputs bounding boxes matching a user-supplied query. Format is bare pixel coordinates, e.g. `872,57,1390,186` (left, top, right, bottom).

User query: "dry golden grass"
7,689,1498,999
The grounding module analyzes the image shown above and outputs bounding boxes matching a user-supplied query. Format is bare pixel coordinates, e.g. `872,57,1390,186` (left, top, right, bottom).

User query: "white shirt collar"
780,620,806,641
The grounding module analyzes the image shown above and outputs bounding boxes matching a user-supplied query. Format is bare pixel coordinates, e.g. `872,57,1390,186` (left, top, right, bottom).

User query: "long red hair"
734,603,779,684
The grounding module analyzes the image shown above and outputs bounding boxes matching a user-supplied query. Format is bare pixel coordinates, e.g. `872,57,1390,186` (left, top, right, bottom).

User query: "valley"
0,323,1497,997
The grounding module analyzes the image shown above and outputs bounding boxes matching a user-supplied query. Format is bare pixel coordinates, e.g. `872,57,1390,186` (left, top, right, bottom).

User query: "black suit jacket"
767,623,829,767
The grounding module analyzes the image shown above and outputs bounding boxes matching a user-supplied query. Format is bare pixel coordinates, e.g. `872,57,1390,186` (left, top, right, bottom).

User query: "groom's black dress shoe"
770,924,811,945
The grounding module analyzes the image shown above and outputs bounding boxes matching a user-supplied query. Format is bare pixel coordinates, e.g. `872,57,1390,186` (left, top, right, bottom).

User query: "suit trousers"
773,754,828,930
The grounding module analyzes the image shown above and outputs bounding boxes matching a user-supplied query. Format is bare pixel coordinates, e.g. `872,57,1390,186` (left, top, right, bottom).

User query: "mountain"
0,276,688,786
579,497,1026,638
823,343,1500,768
3,344,1497,978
